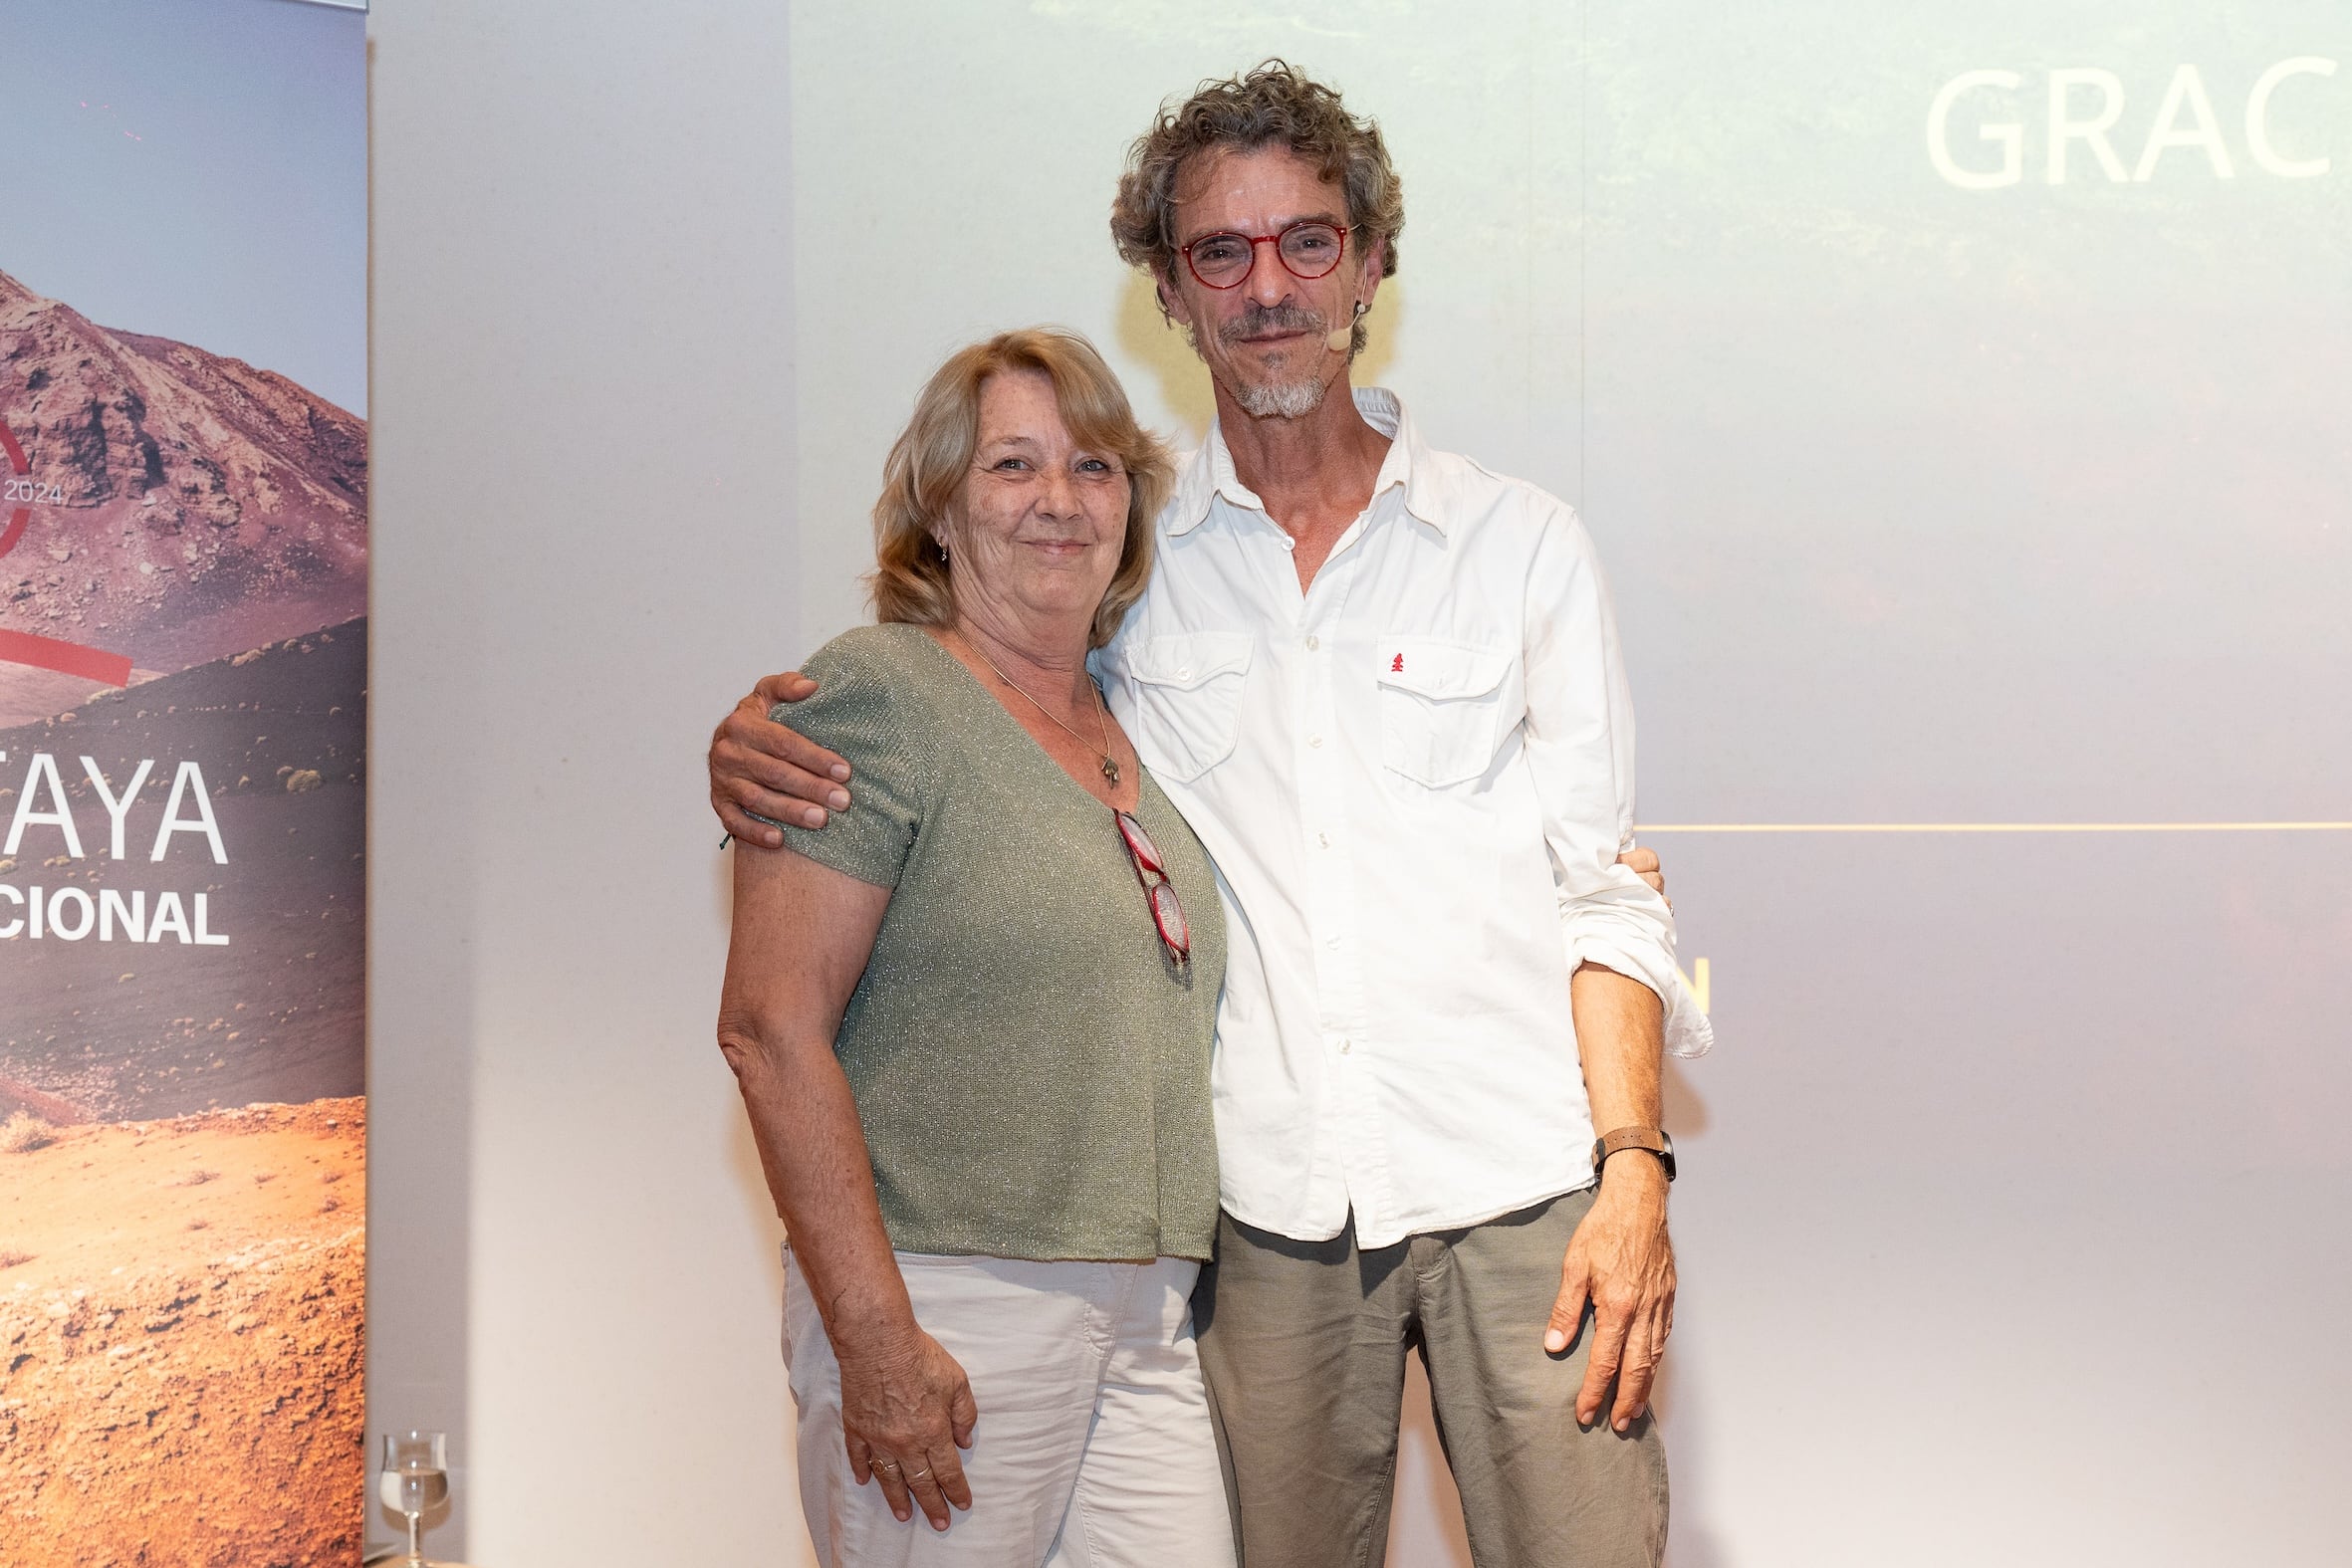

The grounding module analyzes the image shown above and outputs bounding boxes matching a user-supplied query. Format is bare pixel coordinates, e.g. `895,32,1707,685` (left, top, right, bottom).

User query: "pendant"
1101,758,1121,785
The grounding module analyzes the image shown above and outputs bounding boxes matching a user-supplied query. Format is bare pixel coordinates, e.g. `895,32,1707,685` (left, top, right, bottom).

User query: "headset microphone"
1325,301,1367,353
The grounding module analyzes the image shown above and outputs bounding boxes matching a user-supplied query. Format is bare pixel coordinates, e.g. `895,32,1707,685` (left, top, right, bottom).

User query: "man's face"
1159,145,1385,421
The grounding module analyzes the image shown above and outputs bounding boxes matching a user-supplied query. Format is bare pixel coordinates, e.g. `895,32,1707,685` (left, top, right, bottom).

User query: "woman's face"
943,368,1131,641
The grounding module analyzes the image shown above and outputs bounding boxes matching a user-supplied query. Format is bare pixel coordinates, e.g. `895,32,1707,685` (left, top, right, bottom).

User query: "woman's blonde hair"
869,328,1172,651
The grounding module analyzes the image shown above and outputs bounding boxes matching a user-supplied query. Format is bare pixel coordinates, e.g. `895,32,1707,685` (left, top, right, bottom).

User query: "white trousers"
782,1248,1236,1568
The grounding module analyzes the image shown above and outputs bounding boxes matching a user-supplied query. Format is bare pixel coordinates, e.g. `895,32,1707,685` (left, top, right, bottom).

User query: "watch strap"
1592,1125,1676,1183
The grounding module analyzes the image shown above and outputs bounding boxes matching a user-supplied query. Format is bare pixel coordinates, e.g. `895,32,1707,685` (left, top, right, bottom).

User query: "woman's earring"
938,539,950,561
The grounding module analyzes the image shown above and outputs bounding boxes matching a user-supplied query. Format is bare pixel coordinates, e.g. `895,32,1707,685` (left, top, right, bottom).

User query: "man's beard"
1202,304,1333,419
1234,375,1326,419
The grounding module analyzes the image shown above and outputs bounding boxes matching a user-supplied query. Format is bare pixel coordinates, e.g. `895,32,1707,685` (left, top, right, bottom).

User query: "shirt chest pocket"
1376,637,1520,788
1125,632,1255,783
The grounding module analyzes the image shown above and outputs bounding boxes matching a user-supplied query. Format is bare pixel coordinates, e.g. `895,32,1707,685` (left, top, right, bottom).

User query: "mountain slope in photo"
0,267,367,727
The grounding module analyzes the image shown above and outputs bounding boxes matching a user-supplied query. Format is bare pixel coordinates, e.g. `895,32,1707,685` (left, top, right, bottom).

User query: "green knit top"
773,623,1225,1261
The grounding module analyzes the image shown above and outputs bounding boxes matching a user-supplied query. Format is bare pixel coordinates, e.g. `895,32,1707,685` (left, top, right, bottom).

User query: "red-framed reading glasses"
1179,219,1348,290
1114,810,1191,968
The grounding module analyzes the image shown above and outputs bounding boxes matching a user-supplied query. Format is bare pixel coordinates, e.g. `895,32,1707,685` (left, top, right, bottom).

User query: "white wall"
366,4,2352,1566
367,3,811,1561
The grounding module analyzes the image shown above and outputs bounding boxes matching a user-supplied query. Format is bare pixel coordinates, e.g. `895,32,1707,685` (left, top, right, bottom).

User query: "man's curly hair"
1110,60,1403,353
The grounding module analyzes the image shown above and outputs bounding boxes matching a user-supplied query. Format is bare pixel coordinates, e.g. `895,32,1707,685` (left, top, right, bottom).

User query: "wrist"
1596,1147,1671,1195
816,1280,920,1359
830,1316,923,1370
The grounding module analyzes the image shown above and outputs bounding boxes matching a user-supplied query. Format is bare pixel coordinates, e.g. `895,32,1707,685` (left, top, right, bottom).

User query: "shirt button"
1316,832,1330,849
1308,736,1323,749
1326,935,1340,949
1304,634,1319,651
1338,1038,1353,1054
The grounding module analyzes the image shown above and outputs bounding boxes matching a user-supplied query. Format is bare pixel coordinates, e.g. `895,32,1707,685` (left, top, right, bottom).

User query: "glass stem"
406,1509,423,1565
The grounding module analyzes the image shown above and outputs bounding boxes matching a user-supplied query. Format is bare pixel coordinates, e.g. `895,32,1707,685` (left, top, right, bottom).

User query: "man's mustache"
1220,305,1324,345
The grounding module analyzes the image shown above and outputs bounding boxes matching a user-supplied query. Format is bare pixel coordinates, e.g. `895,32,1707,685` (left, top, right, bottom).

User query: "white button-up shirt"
1096,388,1711,1249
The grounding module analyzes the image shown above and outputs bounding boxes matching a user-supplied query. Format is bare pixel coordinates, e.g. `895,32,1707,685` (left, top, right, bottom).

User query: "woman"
717,328,1234,1566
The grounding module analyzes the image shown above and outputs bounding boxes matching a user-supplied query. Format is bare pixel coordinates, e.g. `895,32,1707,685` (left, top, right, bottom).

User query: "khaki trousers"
1193,1192,1669,1568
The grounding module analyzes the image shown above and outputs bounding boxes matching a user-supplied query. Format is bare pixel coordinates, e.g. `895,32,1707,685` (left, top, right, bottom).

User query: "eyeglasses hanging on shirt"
1114,809,1191,969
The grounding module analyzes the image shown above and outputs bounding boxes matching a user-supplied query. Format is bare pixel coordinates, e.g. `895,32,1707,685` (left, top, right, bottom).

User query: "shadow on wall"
1657,1051,1718,1568
1112,271,1408,446
1664,1052,1711,1139
727,1096,802,1565
1653,1333,1729,1568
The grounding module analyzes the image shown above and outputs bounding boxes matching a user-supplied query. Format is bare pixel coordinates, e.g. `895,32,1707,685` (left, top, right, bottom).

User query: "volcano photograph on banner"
0,1,368,1561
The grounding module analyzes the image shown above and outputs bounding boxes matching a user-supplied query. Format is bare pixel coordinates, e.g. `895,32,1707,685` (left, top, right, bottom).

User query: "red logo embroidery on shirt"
1390,652,1405,673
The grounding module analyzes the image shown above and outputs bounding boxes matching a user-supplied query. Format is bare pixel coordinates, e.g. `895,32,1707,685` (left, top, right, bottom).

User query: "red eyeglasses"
1114,809,1191,968
1179,220,1348,290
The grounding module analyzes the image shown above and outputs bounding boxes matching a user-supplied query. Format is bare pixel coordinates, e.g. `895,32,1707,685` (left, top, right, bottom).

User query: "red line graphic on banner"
0,413,129,683
0,415,28,558
0,628,133,686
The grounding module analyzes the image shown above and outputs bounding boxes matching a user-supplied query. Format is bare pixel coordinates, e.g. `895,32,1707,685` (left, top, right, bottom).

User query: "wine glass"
379,1430,449,1567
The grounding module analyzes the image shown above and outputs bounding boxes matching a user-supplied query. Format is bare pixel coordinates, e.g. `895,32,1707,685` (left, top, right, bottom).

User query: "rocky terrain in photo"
0,1097,365,1567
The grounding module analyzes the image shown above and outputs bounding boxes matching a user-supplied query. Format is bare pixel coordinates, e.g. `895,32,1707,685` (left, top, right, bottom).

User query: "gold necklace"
964,636,1121,786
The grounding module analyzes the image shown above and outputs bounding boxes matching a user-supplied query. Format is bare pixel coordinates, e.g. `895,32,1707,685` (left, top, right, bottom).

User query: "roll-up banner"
0,2,368,1561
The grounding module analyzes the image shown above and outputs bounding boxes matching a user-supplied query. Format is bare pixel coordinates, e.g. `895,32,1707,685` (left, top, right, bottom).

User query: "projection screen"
783,5,2351,1563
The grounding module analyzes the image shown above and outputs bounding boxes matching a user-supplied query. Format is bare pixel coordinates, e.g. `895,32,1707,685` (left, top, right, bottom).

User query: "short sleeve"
765,631,930,890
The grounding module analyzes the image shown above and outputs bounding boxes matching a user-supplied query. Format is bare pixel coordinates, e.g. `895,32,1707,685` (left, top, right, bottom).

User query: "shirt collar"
1165,385,1451,538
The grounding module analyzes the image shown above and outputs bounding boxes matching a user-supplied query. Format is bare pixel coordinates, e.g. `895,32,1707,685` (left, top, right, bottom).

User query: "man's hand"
1617,845,1669,909
1547,1154,1676,1433
836,1324,980,1531
711,673,853,845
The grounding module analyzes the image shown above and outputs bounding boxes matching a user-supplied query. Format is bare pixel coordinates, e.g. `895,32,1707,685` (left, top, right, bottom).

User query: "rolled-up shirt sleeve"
1521,508,1714,1059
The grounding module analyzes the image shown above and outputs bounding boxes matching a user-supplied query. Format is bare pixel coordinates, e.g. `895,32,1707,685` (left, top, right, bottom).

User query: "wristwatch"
1591,1125,1676,1183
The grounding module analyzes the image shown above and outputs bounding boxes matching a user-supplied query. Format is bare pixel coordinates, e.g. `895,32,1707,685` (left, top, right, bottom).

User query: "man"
711,62,1709,1566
